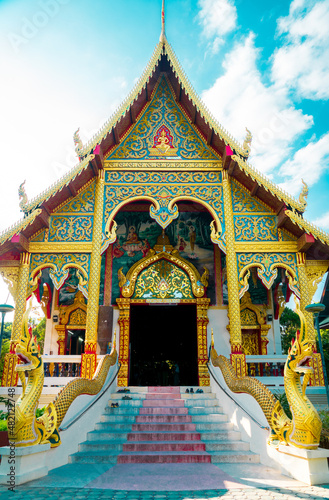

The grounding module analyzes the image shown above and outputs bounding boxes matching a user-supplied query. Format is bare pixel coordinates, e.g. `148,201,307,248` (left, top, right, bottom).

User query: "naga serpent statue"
210,301,322,449
10,308,117,448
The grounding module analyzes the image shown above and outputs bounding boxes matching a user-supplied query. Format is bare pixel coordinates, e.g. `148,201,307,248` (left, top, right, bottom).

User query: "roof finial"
159,0,167,44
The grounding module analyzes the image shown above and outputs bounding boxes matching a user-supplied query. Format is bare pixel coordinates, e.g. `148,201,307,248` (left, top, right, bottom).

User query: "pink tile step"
139,407,188,415
142,399,185,407
136,415,192,423
145,394,182,400
132,424,196,432
147,387,180,393
127,432,201,441
123,442,206,452
117,453,212,464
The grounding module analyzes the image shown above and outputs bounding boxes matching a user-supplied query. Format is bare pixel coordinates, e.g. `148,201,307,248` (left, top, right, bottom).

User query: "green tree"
317,329,329,380
30,317,46,354
280,307,300,354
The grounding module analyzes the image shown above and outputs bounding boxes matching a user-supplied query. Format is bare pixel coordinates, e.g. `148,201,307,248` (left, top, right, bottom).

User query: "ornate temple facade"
1,30,329,388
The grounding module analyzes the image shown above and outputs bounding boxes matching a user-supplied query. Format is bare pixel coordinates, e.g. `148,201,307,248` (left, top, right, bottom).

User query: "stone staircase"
70,386,259,464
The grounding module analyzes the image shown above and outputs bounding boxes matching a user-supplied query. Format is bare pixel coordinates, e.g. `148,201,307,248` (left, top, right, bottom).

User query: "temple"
0,9,329,390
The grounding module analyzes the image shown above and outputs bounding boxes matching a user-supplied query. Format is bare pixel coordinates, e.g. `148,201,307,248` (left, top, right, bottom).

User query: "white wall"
208,307,230,357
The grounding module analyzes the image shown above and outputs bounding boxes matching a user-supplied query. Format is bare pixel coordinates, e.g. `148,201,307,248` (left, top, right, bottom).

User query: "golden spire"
159,0,167,44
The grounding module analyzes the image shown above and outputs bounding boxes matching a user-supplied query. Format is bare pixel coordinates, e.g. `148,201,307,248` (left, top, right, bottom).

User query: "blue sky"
0,0,328,305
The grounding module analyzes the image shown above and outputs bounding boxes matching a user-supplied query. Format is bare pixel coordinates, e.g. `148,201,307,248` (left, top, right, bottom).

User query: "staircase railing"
59,360,121,432
207,348,269,430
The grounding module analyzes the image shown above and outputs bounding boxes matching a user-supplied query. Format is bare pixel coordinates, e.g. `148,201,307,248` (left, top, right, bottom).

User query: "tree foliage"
280,307,300,354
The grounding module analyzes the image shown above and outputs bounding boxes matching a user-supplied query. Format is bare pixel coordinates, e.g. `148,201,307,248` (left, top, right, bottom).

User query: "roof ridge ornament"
298,179,308,213
242,127,252,158
18,180,28,215
159,0,167,45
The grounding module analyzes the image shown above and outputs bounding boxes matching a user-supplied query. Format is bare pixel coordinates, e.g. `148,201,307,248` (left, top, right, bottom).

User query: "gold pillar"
297,252,324,386
2,252,30,387
55,325,66,355
81,170,105,379
196,298,210,386
117,298,130,387
222,170,246,376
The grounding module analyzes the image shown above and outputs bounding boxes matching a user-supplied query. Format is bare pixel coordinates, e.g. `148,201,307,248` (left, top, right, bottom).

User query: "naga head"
286,296,314,375
286,332,313,375
15,307,42,372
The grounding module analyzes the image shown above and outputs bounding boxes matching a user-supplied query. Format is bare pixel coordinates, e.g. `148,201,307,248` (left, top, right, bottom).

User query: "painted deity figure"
156,129,170,153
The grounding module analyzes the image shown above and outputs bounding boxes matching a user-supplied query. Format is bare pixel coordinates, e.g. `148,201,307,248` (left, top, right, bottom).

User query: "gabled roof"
1,38,329,259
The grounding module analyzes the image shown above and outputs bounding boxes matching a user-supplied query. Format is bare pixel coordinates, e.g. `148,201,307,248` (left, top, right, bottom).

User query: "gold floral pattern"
134,259,193,299
49,216,93,242
234,216,277,241
108,77,217,160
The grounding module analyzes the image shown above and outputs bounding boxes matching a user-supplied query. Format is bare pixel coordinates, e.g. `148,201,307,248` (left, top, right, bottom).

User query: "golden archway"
55,291,87,355
239,292,270,356
116,233,210,386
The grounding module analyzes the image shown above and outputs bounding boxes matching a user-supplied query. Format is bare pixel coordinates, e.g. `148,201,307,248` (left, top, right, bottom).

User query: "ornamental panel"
133,259,194,299
231,182,271,213
107,77,218,160
103,170,225,249
236,252,300,297
55,181,96,213
234,216,278,241
28,253,90,298
49,216,93,242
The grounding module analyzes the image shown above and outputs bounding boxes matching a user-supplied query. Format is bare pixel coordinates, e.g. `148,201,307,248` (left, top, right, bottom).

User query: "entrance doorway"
129,304,198,386
66,329,85,355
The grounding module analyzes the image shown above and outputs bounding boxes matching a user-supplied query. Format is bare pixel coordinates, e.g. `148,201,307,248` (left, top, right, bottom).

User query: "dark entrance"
129,304,199,386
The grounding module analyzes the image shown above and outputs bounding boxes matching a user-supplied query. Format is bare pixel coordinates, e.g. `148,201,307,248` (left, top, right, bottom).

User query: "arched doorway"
116,233,210,387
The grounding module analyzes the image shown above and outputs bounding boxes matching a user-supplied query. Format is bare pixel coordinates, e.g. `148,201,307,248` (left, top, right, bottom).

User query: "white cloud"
201,33,313,174
197,0,237,52
313,211,329,231
272,0,329,99
278,133,329,196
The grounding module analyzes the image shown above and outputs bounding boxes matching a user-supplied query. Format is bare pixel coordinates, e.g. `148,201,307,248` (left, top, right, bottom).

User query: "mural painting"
110,210,216,304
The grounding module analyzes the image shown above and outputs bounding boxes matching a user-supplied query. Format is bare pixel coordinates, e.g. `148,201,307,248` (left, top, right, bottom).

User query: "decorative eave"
0,209,42,247
230,155,305,213
23,153,96,214
285,209,329,247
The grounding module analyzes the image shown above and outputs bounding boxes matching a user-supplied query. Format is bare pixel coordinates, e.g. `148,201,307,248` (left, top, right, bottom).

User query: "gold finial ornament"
298,179,308,212
159,0,167,44
211,328,214,348
242,127,252,158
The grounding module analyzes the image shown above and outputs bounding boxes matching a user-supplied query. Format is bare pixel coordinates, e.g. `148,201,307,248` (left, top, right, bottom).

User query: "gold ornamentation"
305,260,328,302
241,308,258,326
49,216,93,242
232,181,269,213
29,253,90,297
118,267,127,288
83,170,105,377
134,259,194,299
56,181,95,213
298,179,308,212
120,247,206,299
231,155,305,213
211,301,322,449
109,77,217,160
237,252,299,297
0,266,20,300
196,297,210,386
234,216,277,241
222,171,245,370
0,209,42,246
242,331,259,355
10,307,117,447
59,291,87,326
1,254,30,386
105,160,221,169
148,125,178,156
117,298,130,387
22,154,95,214
235,242,297,252
242,127,252,158
29,242,93,253
30,229,46,242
